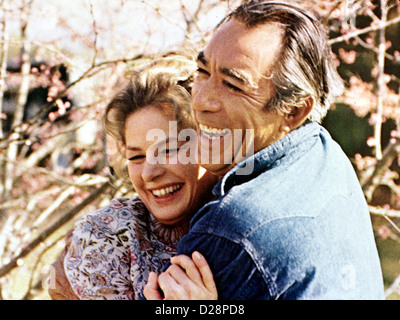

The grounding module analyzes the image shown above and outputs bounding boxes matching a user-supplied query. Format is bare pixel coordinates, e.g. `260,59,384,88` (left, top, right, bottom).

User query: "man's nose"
141,160,165,182
192,79,222,113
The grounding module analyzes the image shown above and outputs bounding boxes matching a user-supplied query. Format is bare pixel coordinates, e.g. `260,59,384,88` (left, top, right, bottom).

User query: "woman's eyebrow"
126,136,181,151
125,145,141,151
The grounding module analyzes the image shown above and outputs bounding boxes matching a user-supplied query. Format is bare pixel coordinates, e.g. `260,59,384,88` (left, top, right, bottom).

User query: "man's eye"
197,67,210,76
223,80,243,92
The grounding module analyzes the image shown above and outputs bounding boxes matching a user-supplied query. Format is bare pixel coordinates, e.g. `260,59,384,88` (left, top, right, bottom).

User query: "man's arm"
175,230,272,300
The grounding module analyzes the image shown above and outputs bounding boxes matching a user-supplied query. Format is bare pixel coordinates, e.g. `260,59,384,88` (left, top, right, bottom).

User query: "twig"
179,0,205,35
88,0,99,67
2,0,32,201
0,9,9,140
31,174,108,228
328,15,400,45
385,273,400,298
369,205,400,219
0,181,111,278
361,140,400,201
0,8,9,200
369,205,400,238
0,53,151,150
21,233,66,300
374,0,389,160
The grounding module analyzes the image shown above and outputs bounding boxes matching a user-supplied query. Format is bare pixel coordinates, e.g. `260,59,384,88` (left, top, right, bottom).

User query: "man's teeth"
199,124,229,140
151,184,183,198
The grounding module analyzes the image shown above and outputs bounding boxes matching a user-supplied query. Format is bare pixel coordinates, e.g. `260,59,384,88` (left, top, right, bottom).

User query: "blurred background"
0,0,399,300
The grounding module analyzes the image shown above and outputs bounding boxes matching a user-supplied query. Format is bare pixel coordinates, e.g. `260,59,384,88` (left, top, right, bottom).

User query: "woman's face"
124,104,216,227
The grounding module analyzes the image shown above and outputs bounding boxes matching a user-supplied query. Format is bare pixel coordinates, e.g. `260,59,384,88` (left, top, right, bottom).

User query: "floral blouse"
64,195,184,300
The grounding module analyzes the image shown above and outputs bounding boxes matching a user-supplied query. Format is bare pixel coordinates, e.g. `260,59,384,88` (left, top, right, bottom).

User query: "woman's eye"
161,148,179,155
128,155,145,162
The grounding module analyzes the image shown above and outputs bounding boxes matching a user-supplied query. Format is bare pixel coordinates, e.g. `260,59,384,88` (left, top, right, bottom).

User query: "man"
146,1,384,299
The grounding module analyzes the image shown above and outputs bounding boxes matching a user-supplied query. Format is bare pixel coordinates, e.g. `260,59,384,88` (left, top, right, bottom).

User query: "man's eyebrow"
197,51,257,88
220,67,247,84
197,51,207,66
220,67,258,88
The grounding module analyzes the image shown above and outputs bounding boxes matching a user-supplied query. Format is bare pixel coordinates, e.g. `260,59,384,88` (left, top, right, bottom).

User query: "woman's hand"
144,251,217,300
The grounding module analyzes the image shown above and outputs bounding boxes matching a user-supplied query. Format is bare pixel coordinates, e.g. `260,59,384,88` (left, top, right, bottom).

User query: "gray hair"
221,1,344,123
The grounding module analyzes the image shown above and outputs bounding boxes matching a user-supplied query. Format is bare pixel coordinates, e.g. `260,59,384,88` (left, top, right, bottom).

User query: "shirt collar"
214,121,321,196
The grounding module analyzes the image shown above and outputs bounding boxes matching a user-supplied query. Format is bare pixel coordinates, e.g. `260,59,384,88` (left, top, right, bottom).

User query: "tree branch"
2,0,32,201
328,15,400,45
361,140,400,200
88,0,99,67
0,8,9,140
0,181,111,278
0,53,153,150
373,0,389,160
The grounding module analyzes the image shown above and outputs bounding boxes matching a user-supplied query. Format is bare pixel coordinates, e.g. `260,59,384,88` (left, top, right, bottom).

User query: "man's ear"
285,96,315,130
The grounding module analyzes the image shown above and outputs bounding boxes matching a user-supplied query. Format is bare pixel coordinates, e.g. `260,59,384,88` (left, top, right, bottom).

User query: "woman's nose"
141,160,165,182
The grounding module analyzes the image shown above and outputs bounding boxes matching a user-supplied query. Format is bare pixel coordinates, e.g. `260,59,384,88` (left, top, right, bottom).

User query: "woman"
50,54,218,300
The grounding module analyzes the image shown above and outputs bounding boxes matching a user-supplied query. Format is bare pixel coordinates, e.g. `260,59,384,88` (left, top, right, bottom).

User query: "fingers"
158,266,190,300
144,272,163,300
170,254,203,286
171,252,216,291
192,251,217,295
166,252,217,300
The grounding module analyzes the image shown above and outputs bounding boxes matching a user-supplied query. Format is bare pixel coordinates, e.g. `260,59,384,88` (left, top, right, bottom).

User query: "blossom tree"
0,0,399,299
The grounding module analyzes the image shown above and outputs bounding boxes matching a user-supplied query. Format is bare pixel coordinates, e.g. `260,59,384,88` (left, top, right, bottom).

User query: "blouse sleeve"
64,206,134,300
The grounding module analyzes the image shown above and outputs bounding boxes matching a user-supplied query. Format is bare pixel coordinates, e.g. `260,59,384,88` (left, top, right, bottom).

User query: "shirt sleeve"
176,230,272,300
64,213,134,300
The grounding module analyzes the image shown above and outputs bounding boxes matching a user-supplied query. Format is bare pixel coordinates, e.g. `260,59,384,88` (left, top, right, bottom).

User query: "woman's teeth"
199,124,229,140
151,183,184,198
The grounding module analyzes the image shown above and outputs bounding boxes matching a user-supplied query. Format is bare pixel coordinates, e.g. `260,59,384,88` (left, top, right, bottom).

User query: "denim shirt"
176,122,384,299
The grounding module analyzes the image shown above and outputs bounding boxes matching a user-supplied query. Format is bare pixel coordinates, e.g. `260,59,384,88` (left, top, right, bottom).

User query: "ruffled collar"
152,220,186,246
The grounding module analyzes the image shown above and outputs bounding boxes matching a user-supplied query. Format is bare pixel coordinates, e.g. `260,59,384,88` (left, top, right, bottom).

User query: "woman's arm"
144,251,217,300
48,243,80,300
60,209,135,300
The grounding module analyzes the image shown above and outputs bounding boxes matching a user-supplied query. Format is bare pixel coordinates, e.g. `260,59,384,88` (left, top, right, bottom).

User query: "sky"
0,0,239,105
22,0,233,56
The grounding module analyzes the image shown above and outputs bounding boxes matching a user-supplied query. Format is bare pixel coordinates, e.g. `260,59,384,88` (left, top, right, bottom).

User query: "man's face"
192,19,287,177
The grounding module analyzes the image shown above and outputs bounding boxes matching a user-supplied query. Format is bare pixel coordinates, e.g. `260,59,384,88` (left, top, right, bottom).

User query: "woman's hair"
103,53,197,178
220,1,344,123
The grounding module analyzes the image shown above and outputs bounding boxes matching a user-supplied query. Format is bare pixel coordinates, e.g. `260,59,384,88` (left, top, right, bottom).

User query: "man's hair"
220,1,344,123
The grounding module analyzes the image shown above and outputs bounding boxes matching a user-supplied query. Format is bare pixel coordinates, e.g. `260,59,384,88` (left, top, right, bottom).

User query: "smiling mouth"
150,183,184,198
199,124,230,141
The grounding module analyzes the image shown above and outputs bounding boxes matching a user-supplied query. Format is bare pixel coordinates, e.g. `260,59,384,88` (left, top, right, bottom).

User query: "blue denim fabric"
176,122,384,300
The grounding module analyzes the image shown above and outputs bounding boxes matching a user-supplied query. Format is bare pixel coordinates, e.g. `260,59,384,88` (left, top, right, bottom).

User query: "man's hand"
144,251,217,300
